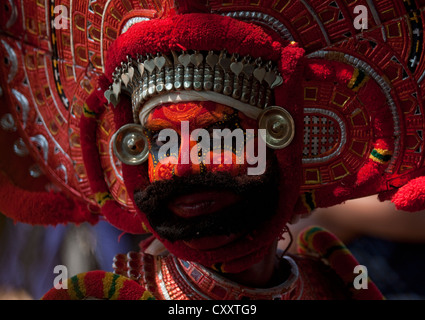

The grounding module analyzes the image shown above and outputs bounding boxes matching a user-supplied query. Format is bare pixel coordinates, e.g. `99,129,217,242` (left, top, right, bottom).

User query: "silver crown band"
104,50,284,123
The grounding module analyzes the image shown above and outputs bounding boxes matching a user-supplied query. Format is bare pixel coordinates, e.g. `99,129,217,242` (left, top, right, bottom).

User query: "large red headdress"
2,0,425,269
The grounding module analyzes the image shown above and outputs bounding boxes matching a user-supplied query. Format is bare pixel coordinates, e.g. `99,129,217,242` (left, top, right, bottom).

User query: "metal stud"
137,59,145,78
165,65,174,91
148,71,156,96
112,80,121,100
192,51,204,91
193,64,204,91
112,124,149,165
142,71,149,100
13,137,29,156
264,63,277,88
220,51,232,95
172,51,184,91
258,106,295,149
104,88,112,104
204,64,214,91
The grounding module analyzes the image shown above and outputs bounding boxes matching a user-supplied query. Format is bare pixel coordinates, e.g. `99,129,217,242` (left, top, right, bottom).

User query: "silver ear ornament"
258,106,295,149
112,124,149,165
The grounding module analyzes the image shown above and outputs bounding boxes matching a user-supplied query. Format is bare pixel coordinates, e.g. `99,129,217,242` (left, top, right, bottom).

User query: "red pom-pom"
391,176,425,212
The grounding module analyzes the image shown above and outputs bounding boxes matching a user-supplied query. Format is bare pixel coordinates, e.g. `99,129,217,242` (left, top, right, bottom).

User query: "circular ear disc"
112,124,149,165
258,106,295,149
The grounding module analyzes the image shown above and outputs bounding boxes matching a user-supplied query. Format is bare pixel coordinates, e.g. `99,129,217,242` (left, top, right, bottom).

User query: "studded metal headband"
104,50,284,123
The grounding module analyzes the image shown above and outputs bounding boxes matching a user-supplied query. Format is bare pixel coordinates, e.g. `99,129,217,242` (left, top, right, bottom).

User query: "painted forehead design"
145,101,235,127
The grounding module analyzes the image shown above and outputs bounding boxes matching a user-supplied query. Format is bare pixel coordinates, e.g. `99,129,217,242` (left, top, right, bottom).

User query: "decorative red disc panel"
210,0,425,211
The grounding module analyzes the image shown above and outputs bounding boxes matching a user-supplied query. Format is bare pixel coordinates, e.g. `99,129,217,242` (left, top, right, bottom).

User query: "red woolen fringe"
391,176,425,212
104,14,290,82
79,116,107,193
0,171,97,226
101,200,145,234
80,88,146,234
42,270,147,300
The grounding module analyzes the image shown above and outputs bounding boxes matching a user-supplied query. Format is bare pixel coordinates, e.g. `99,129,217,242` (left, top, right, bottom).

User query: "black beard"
133,157,280,243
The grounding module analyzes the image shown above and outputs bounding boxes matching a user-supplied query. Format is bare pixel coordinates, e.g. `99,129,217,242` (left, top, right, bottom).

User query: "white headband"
138,91,263,126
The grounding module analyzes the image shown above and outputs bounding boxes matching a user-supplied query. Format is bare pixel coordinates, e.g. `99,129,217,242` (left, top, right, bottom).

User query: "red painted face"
132,100,283,273
144,101,260,183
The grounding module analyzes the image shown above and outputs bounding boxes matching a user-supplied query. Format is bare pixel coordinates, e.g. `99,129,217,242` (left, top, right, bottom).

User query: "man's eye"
151,132,171,148
207,123,230,138
207,123,225,133
150,133,163,147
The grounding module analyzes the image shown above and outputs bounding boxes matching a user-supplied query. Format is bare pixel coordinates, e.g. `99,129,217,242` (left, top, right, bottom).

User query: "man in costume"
1,0,425,300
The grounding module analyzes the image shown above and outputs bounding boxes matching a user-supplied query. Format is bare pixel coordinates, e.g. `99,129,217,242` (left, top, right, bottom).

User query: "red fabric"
79,90,107,193
175,0,210,13
79,116,106,193
116,277,148,300
391,176,425,212
104,14,295,84
0,171,97,226
101,200,145,234
42,286,71,300
83,270,106,299
42,270,147,300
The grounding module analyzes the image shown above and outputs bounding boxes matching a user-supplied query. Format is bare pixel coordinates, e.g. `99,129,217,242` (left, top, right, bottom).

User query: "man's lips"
167,190,244,250
167,190,241,218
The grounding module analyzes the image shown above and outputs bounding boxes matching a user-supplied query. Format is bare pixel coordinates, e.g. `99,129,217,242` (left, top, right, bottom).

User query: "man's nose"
174,139,201,177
